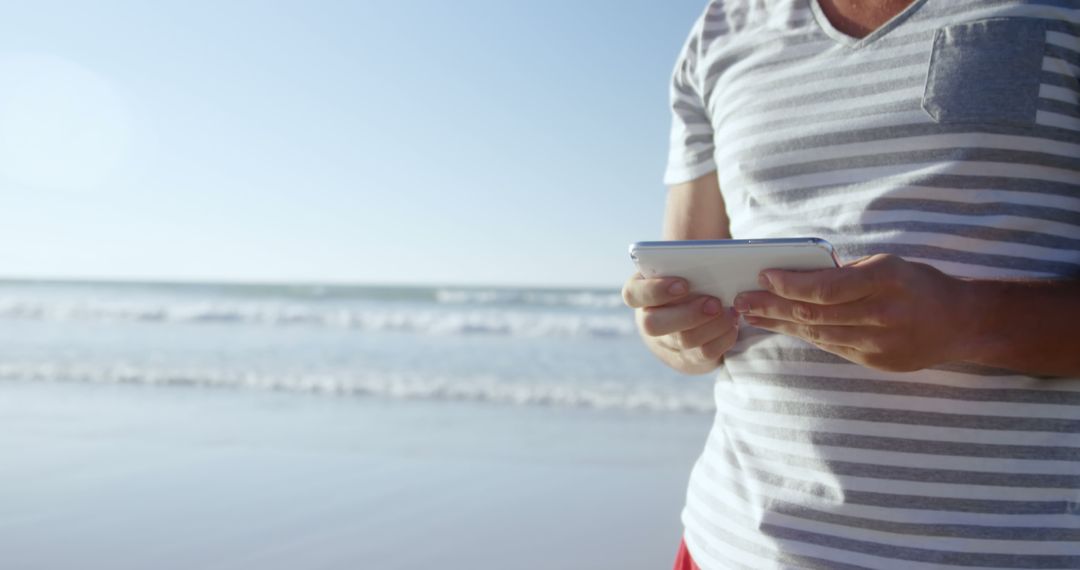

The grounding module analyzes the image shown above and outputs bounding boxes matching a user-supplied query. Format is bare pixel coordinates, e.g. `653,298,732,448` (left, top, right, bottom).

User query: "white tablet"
629,238,840,303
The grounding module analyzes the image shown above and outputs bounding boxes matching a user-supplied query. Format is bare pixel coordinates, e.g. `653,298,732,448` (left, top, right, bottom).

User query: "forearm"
957,279,1080,377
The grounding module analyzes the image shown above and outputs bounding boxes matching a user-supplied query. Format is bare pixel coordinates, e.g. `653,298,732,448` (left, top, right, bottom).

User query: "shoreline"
1,380,710,570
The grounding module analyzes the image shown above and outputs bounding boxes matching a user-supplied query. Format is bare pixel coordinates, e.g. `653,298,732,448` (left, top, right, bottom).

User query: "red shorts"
673,538,701,570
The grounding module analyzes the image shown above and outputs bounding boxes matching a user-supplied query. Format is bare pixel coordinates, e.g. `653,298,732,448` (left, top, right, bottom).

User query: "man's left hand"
733,254,976,372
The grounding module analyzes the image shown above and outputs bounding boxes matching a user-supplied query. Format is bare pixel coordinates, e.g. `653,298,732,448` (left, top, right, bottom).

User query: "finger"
813,342,863,364
759,265,876,305
733,292,887,327
742,316,869,350
814,342,899,372
696,324,740,362
622,273,689,309
676,309,739,349
639,296,723,337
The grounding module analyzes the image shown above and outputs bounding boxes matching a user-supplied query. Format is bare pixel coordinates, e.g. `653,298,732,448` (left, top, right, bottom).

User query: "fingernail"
702,298,721,316
733,297,750,313
758,272,774,290
668,282,687,295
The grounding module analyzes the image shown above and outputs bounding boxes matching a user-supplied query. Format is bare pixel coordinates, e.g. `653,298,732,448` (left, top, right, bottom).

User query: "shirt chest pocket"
922,18,1047,128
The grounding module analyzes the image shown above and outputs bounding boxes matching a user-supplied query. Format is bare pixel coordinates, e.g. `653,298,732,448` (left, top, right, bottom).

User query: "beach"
0,281,715,569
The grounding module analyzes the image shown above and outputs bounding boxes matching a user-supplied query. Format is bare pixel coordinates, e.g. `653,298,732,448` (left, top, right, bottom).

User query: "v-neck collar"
810,0,930,49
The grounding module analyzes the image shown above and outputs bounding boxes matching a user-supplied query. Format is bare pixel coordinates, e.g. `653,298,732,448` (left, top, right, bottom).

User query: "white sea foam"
0,363,714,414
434,288,624,309
0,298,636,338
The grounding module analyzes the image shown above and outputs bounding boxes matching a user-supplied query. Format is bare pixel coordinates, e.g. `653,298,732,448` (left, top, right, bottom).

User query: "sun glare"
0,53,132,191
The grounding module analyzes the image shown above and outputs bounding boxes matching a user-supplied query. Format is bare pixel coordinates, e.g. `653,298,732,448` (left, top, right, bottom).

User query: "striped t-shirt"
664,1,1080,568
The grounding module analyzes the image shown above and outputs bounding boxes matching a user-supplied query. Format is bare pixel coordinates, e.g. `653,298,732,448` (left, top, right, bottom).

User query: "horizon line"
0,275,620,291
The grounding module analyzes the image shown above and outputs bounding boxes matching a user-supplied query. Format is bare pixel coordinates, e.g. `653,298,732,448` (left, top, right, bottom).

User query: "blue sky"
0,0,706,287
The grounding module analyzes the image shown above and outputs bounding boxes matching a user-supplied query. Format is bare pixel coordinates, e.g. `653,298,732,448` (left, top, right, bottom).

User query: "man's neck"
817,0,917,38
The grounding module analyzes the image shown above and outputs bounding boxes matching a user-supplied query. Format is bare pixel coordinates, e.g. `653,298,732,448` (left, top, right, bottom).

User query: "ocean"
0,279,715,413
0,279,715,569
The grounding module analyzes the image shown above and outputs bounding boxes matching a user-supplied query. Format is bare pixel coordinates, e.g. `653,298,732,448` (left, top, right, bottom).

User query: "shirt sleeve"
663,12,717,186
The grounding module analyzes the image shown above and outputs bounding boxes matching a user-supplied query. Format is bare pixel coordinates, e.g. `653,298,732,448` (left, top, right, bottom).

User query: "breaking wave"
0,298,636,338
434,288,624,308
0,363,714,414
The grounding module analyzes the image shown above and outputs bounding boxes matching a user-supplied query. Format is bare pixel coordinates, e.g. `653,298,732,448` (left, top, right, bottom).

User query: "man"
622,0,1080,568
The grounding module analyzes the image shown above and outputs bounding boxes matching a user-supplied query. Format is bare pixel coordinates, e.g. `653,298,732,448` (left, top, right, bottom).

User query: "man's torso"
669,1,1080,568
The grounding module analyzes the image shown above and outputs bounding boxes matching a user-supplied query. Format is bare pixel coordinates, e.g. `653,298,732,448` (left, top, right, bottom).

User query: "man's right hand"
621,273,739,375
